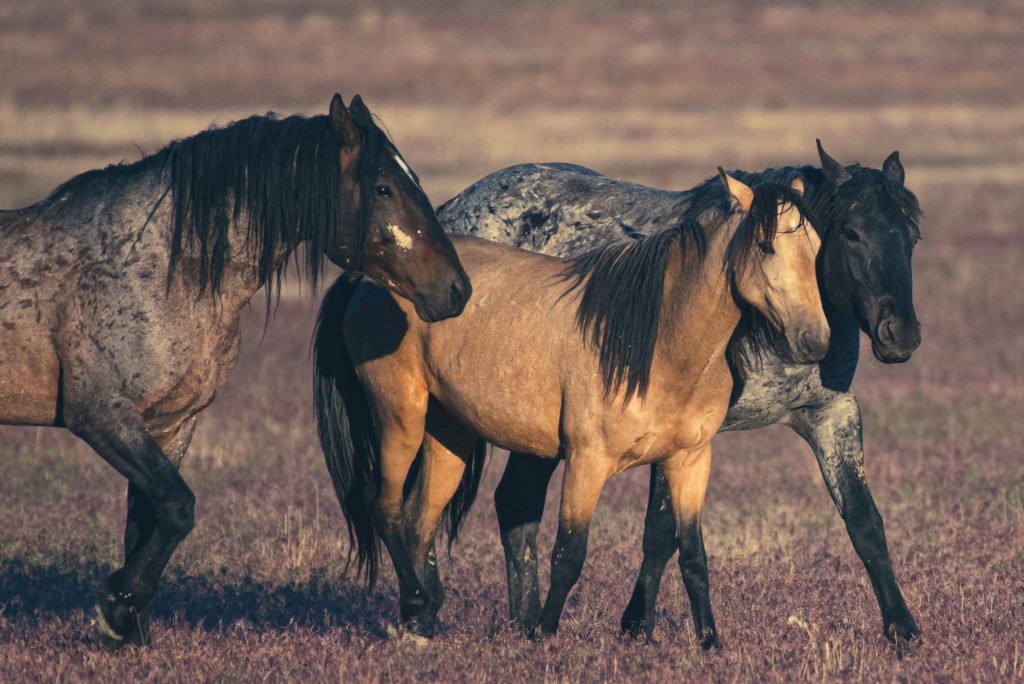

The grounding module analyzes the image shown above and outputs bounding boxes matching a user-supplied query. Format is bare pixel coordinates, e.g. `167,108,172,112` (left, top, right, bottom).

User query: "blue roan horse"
434,140,922,646
0,94,470,648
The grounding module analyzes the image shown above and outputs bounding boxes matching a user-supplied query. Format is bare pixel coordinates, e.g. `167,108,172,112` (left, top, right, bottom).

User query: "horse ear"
328,93,360,146
348,94,372,124
883,150,905,186
790,175,805,197
719,167,754,213
816,139,851,186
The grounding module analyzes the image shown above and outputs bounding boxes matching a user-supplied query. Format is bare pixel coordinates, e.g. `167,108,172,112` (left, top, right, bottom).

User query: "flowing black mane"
47,109,391,304
562,180,810,401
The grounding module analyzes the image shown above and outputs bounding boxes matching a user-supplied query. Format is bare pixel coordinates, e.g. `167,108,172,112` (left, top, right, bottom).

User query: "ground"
1,1,1022,681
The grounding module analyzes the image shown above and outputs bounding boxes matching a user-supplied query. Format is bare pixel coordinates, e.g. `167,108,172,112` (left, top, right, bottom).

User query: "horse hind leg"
402,416,477,636
64,403,197,650
494,451,558,630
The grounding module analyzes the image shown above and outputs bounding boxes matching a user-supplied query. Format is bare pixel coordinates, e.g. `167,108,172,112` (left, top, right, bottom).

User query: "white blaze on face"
387,222,414,251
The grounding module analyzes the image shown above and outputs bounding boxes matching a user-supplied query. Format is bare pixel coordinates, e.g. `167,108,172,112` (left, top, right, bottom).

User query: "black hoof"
91,600,150,651
885,617,919,658
401,612,437,640
619,619,654,643
527,624,556,641
698,629,721,651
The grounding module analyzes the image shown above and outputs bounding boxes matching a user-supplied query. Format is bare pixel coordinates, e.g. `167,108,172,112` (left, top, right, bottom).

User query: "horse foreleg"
784,394,918,644
661,445,719,650
494,451,559,629
535,454,610,637
402,425,475,635
124,417,198,560
367,389,436,637
65,404,196,650
620,464,677,640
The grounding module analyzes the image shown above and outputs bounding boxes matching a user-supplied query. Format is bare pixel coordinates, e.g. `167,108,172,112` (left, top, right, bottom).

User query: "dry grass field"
1,1,1022,680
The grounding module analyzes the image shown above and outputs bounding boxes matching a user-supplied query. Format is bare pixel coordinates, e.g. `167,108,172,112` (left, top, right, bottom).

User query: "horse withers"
314,172,828,643
0,93,470,648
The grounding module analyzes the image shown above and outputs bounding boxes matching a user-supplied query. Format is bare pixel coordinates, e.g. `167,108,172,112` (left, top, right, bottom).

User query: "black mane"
563,180,810,401
47,110,390,305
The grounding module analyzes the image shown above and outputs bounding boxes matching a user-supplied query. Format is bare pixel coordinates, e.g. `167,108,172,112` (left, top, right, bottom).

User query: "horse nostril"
798,330,813,357
878,318,896,345
449,280,465,307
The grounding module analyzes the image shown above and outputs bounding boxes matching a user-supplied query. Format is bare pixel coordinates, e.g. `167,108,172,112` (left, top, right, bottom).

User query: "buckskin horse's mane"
44,110,393,304
561,180,810,401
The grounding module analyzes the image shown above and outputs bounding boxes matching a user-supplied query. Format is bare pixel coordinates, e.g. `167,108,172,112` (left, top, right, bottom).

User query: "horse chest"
722,323,860,432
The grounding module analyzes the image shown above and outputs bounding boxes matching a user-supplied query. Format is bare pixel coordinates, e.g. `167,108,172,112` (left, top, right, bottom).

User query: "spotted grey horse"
434,141,922,646
0,94,470,649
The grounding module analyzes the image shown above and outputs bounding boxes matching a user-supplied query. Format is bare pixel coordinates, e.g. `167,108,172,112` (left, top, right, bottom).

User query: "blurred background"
1,2,1021,680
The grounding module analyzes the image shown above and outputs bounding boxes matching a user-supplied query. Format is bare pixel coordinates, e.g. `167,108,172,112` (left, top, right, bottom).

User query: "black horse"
0,93,470,648
435,140,921,646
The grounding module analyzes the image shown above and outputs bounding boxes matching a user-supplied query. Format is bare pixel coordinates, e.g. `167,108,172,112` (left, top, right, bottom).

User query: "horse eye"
374,185,392,198
844,229,860,242
758,242,774,255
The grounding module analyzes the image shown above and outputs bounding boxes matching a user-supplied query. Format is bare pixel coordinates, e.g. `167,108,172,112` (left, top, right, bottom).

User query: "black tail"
442,439,488,549
312,273,381,586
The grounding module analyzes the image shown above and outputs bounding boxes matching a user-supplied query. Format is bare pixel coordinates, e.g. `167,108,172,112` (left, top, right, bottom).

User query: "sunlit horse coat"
436,146,922,644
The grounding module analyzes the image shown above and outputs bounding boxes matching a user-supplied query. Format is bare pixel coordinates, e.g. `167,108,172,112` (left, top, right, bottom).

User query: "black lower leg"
421,542,443,612
535,521,590,636
68,407,196,649
621,465,677,640
495,452,558,628
838,466,918,642
678,520,719,650
373,504,435,636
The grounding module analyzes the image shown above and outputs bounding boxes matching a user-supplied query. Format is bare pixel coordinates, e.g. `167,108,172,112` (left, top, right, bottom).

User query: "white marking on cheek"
387,222,414,251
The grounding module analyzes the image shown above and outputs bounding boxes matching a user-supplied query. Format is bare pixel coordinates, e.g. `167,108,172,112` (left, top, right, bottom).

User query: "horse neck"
796,171,859,327
174,201,299,311
652,226,741,385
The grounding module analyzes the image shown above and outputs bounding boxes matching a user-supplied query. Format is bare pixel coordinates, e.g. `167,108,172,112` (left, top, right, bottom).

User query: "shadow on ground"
0,558,391,638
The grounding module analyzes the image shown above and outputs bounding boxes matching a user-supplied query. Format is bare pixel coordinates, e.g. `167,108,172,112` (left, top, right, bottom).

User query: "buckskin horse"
0,93,470,648
436,140,921,646
314,172,829,643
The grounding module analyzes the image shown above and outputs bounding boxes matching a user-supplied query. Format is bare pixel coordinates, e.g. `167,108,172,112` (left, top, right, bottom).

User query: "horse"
0,93,471,648
314,171,829,643
436,140,922,646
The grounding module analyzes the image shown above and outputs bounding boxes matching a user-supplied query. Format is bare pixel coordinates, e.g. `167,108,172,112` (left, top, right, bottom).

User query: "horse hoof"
619,619,654,643
885,618,919,658
386,621,433,645
527,623,557,641
699,630,721,651
90,603,150,651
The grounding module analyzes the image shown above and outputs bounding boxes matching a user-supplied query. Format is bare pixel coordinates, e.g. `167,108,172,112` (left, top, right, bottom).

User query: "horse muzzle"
790,324,831,365
412,271,472,323
872,313,921,363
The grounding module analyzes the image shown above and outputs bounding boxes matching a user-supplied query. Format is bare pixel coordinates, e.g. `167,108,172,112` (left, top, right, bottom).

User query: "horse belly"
0,327,60,425
432,373,562,457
